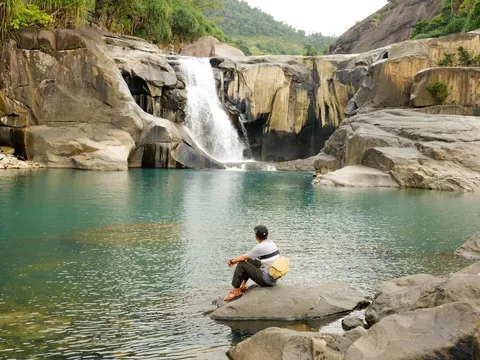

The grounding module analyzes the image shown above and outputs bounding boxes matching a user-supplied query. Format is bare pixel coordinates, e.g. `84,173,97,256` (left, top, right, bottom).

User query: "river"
0,169,478,359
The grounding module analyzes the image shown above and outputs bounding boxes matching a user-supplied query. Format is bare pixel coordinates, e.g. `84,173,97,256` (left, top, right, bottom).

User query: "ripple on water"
0,170,479,359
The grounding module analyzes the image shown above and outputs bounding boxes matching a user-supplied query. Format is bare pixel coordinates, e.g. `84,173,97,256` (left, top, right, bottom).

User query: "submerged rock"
211,283,368,321
341,316,365,331
455,233,480,260
346,302,480,360
227,327,351,360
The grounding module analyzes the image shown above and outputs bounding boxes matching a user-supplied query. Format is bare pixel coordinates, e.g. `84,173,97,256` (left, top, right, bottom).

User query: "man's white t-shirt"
246,240,280,265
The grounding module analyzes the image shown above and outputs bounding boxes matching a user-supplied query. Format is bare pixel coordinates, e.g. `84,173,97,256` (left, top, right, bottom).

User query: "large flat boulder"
314,109,480,192
455,233,480,260
346,302,480,360
211,283,368,321
313,165,399,188
227,327,351,360
180,36,245,57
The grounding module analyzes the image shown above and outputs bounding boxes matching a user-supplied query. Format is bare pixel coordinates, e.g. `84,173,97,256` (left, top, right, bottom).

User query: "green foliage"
10,4,54,30
464,0,480,31
1,0,223,44
427,81,451,103
438,46,480,66
371,13,382,27
411,0,480,39
0,0,23,40
303,44,318,56
207,0,335,55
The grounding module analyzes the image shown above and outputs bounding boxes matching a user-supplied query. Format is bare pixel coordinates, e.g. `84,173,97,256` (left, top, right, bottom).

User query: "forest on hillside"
207,0,336,55
0,0,224,43
411,0,480,39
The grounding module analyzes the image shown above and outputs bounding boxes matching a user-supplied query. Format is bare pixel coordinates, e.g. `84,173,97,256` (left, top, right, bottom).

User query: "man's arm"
227,254,248,268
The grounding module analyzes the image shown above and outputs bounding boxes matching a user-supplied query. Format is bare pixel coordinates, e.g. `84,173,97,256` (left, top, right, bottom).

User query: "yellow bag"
269,257,290,280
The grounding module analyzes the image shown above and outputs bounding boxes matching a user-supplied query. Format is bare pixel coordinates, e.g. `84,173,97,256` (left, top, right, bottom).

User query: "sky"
244,0,388,36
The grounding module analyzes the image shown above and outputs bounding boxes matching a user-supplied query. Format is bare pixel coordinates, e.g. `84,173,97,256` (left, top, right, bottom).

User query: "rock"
344,327,367,343
0,146,14,155
211,283,368,321
37,30,56,51
180,36,245,57
411,67,480,108
455,233,480,260
365,274,480,326
349,32,480,110
314,165,399,188
314,109,480,192
329,0,442,54
345,302,480,360
222,56,354,161
455,261,480,276
227,327,351,360
365,274,440,326
341,316,365,331
0,27,226,171
314,153,339,175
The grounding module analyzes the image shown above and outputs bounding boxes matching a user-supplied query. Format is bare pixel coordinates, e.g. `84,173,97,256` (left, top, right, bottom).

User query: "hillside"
0,0,223,44
207,0,335,55
411,0,480,39
329,0,443,54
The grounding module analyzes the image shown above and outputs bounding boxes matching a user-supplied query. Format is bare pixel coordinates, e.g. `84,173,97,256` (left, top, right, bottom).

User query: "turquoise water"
0,169,478,359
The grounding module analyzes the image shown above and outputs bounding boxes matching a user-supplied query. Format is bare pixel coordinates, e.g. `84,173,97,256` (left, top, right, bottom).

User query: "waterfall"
179,58,246,163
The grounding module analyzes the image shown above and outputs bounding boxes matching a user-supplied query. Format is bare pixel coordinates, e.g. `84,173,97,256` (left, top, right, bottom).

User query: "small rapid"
179,58,246,163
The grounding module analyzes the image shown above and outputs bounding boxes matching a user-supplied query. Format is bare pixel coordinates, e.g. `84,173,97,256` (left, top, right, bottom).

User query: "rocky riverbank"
0,147,42,170
225,233,480,360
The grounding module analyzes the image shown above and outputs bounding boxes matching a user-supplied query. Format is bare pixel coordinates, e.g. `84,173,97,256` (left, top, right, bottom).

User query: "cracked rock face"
0,28,223,170
314,109,480,192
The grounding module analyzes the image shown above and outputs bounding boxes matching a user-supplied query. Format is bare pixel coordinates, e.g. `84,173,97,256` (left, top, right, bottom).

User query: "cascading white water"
179,57,246,162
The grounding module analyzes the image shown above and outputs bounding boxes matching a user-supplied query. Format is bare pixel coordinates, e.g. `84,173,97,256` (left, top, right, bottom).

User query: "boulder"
365,274,480,326
341,316,365,331
314,109,480,192
227,327,351,360
345,302,480,360
455,261,480,276
365,274,440,326
180,36,245,57
344,327,367,343
211,283,368,321
411,67,480,108
314,165,399,188
455,233,480,260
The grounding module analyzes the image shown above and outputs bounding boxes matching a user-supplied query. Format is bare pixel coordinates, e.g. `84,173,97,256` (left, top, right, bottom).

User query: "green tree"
303,44,318,56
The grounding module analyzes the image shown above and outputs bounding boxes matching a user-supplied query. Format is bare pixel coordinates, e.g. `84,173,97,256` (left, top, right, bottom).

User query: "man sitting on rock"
224,225,279,301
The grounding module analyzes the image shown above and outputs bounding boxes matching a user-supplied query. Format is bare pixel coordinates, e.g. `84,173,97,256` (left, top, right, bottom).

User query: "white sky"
244,0,388,36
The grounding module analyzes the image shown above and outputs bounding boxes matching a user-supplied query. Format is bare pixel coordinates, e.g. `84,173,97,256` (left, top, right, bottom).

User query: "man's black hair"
254,225,268,240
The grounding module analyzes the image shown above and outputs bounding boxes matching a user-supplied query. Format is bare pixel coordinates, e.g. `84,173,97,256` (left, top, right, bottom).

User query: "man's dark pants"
232,259,271,288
